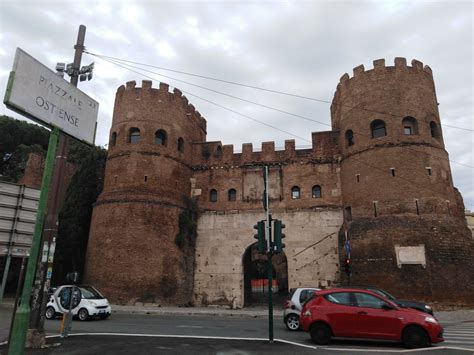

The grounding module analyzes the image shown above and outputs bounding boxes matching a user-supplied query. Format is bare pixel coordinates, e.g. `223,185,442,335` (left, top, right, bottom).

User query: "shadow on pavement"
0,335,317,354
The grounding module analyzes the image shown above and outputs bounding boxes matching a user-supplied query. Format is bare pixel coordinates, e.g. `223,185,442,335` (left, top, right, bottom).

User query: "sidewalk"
111,303,281,318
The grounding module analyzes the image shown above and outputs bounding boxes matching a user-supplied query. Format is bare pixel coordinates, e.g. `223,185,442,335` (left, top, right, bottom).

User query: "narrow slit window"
177,137,184,152
415,199,420,215
110,132,117,147
430,121,440,139
356,174,360,183
426,167,432,176
228,189,236,201
346,130,354,146
210,189,218,202
373,201,378,217
390,168,395,177
144,175,148,182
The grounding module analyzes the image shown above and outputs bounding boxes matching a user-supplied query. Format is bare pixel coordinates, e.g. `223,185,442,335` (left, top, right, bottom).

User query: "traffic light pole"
263,165,274,343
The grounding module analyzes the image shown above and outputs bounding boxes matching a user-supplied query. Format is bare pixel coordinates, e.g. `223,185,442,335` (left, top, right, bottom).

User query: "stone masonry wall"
194,209,343,308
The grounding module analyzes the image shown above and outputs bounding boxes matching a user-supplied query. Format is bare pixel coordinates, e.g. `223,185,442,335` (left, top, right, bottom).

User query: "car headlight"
425,305,432,310
425,316,437,324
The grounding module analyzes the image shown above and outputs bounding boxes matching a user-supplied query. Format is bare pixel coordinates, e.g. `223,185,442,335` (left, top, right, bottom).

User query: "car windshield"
80,286,104,299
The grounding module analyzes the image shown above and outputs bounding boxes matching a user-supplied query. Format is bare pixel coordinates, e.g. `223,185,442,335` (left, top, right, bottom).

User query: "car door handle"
358,311,368,315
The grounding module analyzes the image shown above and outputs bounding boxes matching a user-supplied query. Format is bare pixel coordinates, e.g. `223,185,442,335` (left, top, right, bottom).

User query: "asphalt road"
44,312,474,353
2,306,474,354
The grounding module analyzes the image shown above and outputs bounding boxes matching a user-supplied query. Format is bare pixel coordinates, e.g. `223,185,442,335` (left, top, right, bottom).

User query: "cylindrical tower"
332,58,474,304
85,80,206,304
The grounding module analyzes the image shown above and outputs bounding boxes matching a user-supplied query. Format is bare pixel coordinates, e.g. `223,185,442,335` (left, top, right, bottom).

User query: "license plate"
99,310,105,314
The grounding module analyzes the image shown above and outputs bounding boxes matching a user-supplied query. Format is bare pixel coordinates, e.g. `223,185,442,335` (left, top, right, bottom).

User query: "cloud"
0,0,472,209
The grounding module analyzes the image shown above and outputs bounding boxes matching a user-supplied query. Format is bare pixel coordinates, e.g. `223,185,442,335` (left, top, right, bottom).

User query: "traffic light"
344,258,351,276
273,219,286,253
253,220,266,253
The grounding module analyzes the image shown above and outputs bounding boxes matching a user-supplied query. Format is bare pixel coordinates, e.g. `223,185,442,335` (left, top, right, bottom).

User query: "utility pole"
8,25,87,353
27,24,86,348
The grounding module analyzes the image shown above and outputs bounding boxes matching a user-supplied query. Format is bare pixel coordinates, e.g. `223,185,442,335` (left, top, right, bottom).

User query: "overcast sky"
1,0,473,210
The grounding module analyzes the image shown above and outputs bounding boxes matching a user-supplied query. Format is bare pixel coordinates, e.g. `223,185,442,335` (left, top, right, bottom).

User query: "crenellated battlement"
192,131,340,168
331,58,438,130
337,58,433,85
115,80,206,130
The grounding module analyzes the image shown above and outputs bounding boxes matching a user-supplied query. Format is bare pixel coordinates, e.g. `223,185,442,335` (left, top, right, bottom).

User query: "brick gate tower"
332,58,474,303
85,81,206,304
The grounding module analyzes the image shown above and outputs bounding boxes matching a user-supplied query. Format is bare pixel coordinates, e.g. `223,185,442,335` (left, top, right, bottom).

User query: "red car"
300,288,443,348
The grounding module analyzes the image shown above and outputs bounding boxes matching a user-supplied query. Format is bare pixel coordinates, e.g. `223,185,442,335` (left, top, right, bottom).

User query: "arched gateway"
242,243,288,306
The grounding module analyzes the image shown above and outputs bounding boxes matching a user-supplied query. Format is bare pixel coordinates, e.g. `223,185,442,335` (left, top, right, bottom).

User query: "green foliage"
0,115,49,182
175,197,198,250
52,141,107,285
1,144,45,182
0,115,108,285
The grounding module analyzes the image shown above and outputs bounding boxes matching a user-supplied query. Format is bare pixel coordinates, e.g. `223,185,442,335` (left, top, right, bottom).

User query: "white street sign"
4,48,98,144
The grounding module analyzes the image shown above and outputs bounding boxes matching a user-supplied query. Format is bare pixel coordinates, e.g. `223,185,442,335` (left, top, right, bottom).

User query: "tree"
52,141,107,285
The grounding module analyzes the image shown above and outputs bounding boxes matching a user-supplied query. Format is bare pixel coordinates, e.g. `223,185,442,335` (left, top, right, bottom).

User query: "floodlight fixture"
56,63,65,72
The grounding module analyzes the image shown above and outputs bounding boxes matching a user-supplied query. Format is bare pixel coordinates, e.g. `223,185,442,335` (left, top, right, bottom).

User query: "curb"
111,306,283,318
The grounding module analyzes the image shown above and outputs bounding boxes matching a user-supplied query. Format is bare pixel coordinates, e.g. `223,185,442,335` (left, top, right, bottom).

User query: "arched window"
210,189,218,202
402,117,418,135
345,130,354,146
228,189,236,201
155,129,167,145
128,128,140,144
110,132,117,147
312,185,322,198
430,121,440,139
177,137,184,152
371,120,386,138
291,186,300,200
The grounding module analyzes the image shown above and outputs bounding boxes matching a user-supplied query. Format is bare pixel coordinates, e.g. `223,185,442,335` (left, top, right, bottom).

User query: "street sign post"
4,36,98,354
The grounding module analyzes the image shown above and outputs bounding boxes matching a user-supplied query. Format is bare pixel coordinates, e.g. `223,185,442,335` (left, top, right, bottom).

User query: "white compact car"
283,287,320,330
45,285,111,321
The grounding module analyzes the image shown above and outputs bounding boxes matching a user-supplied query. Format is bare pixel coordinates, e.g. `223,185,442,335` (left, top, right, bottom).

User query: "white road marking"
176,325,204,329
22,333,471,353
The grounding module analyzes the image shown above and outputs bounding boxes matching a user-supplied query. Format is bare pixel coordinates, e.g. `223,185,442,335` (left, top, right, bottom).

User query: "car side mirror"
382,304,394,310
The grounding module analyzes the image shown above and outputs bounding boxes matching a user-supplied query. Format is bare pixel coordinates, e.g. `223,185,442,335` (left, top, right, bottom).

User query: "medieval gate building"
85,58,474,307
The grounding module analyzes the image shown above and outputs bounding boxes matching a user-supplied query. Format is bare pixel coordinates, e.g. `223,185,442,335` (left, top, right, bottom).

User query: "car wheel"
402,325,430,348
45,306,56,320
78,308,90,321
310,323,332,345
285,314,300,331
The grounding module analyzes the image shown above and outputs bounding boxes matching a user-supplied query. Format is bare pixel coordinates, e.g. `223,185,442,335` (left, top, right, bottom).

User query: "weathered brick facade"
85,58,474,307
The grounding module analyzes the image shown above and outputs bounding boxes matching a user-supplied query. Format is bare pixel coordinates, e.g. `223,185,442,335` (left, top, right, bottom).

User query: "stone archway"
242,243,288,306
